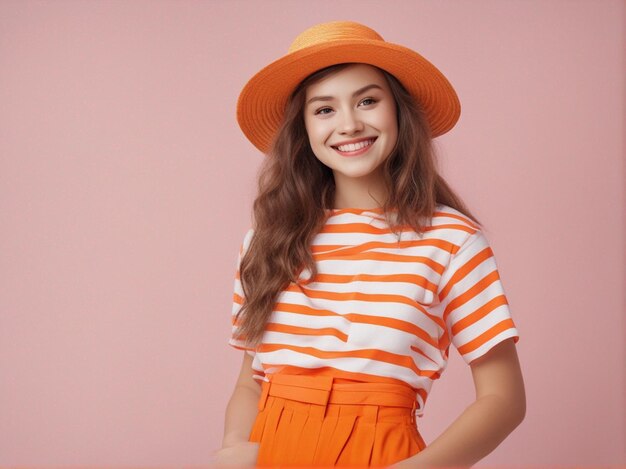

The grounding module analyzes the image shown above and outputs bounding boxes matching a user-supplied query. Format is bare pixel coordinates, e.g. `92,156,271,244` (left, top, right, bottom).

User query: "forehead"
304,63,389,96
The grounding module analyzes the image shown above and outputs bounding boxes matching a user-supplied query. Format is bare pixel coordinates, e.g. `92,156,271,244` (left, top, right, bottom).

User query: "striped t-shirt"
228,204,520,418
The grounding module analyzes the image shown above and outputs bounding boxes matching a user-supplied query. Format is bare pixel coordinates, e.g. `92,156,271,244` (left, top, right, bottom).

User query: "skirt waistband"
258,373,418,421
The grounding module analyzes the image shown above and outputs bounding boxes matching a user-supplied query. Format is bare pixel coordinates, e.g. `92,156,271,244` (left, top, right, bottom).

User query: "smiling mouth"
331,138,377,153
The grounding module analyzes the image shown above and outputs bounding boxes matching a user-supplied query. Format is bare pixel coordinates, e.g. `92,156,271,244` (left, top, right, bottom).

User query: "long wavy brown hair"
234,63,481,348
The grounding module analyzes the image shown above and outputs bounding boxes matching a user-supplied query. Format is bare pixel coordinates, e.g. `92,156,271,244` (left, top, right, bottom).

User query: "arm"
391,337,526,468
211,352,261,467
221,351,262,447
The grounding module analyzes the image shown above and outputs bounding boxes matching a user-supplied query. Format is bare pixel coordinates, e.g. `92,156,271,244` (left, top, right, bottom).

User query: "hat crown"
288,21,384,53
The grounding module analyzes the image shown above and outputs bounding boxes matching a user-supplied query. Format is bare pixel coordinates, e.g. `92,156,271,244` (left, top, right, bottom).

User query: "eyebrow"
306,83,384,106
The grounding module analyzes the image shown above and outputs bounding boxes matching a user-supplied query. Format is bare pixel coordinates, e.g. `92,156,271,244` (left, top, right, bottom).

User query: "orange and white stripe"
228,204,519,418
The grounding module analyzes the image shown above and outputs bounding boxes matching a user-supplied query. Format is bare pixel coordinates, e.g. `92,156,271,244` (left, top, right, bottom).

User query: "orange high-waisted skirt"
248,373,427,467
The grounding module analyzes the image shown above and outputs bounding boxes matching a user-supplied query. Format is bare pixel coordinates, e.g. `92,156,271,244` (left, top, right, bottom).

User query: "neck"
332,170,388,209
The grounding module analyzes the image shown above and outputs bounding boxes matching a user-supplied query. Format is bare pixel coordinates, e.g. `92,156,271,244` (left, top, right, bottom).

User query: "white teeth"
336,139,374,152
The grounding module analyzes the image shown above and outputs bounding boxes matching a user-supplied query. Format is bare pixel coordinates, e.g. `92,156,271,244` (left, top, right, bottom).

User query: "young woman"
213,21,526,468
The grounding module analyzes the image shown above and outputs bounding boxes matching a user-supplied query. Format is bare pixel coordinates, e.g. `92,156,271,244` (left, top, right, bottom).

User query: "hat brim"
237,39,461,154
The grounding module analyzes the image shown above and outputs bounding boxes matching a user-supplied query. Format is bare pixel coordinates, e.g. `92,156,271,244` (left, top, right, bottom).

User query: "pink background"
0,0,624,467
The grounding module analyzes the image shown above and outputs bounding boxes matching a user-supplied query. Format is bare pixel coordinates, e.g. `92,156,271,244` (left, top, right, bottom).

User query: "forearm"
393,395,524,468
221,385,260,447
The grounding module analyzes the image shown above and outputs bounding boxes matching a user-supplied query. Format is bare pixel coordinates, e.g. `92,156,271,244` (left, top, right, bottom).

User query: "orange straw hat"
236,20,461,154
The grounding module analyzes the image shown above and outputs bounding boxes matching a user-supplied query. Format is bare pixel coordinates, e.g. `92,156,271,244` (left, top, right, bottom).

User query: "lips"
331,137,377,152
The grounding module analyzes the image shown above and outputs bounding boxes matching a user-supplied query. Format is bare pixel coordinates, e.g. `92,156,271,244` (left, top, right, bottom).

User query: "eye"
314,107,333,116
359,97,377,106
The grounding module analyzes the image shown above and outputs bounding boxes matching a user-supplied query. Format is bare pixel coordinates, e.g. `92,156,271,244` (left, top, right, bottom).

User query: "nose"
338,109,364,135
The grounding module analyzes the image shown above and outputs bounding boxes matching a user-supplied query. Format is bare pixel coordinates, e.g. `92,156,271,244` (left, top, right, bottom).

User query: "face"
303,63,398,184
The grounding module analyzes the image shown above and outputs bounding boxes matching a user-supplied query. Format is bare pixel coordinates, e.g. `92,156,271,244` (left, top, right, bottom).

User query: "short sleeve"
228,228,256,357
437,229,519,365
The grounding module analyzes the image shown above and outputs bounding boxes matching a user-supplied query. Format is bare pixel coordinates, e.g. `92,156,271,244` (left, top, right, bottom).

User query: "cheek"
382,109,399,141
305,121,327,147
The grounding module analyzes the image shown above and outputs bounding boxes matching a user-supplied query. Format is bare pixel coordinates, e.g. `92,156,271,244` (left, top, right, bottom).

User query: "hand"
210,441,260,467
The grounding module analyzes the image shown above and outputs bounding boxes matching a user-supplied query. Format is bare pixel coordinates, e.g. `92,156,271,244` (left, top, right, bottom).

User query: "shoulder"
243,227,255,246
432,203,480,231
237,227,255,258
429,204,482,252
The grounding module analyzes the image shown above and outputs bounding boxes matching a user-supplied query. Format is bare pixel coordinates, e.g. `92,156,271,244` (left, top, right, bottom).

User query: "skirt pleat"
248,405,268,443
283,408,309,465
255,397,285,464
313,414,339,463
321,412,358,465
369,421,414,467
294,406,324,466
335,415,376,466
272,404,293,456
